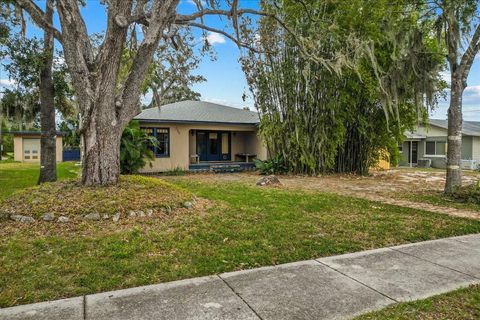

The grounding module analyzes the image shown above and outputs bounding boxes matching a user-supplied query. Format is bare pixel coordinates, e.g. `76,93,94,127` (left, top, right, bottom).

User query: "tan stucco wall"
56,137,63,162
139,122,267,172
13,136,63,162
13,136,23,162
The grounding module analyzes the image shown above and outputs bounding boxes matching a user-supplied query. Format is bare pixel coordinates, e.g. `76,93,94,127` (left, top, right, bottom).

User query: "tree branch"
14,0,63,42
459,23,480,79
176,21,262,53
175,8,263,22
55,0,95,121
120,0,180,124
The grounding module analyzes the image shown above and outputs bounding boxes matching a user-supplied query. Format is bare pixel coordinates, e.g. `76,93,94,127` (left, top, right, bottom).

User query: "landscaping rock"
102,214,110,220
137,210,146,217
128,210,137,217
42,213,55,221
183,201,194,209
10,214,35,223
161,206,172,214
58,216,69,223
112,212,121,222
256,175,282,186
85,213,101,221
0,211,10,220
146,209,154,217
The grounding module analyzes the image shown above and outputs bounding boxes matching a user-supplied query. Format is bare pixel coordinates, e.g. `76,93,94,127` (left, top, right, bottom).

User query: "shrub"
163,167,187,176
449,181,480,205
254,155,288,175
120,121,158,174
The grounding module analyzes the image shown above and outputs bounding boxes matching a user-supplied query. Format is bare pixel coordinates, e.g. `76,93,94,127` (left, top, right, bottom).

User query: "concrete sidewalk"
2,234,480,320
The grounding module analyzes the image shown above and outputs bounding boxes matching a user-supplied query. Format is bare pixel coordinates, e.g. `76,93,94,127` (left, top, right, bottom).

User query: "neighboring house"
134,100,268,172
12,131,64,162
401,119,480,169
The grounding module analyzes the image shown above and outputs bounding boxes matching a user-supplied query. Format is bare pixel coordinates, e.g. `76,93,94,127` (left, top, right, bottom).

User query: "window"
398,143,403,153
221,133,229,154
436,141,446,155
209,132,218,154
425,141,446,156
426,141,435,155
141,127,170,157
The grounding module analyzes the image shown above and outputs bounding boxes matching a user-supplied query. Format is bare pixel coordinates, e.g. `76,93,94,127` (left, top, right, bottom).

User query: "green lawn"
2,170,480,307
355,284,480,320
0,162,79,199
398,191,480,212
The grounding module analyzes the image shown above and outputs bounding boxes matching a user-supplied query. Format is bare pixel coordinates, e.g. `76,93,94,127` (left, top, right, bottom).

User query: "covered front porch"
188,129,262,171
189,161,256,172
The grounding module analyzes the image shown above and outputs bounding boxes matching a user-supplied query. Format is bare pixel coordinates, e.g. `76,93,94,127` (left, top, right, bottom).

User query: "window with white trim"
425,141,446,156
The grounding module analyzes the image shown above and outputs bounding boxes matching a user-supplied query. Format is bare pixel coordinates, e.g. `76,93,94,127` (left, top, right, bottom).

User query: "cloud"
204,32,226,45
141,91,153,106
463,85,480,103
0,79,15,88
439,71,450,84
186,0,206,6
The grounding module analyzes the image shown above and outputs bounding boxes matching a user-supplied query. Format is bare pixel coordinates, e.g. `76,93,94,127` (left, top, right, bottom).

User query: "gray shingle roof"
429,119,480,136
134,100,260,125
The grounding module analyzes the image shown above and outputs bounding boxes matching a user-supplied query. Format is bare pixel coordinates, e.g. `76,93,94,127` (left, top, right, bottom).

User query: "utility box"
417,158,431,168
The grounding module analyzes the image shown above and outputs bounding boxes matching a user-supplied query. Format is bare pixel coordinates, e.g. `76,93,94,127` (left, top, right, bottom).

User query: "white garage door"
23,138,40,161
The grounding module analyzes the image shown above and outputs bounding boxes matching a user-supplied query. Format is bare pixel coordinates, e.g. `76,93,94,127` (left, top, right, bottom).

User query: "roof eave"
135,119,260,126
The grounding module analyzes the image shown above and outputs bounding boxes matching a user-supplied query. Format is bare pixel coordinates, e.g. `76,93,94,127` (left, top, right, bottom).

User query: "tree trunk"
444,76,463,193
81,106,123,186
38,0,57,184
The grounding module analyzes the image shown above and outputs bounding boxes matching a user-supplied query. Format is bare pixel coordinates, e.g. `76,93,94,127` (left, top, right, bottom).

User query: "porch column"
409,141,412,168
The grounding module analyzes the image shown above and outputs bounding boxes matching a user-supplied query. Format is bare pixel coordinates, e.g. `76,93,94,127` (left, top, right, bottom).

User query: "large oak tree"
14,0,266,185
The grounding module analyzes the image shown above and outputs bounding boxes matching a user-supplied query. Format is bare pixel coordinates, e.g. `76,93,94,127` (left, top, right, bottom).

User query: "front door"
196,131,230,161
23,139,40,162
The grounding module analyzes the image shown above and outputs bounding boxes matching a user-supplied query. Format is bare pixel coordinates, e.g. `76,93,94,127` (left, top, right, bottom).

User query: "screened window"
426,141,435,155
141,127,170,157
425,141,446,156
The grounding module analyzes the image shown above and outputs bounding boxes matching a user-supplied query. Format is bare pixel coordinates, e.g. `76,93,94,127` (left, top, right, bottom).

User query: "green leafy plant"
162,166,186,176
254,155,288,175
120,121,158,174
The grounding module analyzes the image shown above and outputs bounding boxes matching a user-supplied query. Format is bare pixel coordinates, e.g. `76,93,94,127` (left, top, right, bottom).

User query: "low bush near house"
254,155,288,175
162,166,187,176
120,121,158,174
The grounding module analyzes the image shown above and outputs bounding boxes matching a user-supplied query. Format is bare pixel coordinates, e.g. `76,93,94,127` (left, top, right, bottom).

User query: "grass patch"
355,284,480,320
395,190,480,212
1,174,480,307
0,162,79,199
0,175,192,218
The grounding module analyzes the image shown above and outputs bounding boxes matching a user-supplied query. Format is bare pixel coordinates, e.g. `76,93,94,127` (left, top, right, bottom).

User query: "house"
12,131,64,162
401,119,480,169
134,100,268,172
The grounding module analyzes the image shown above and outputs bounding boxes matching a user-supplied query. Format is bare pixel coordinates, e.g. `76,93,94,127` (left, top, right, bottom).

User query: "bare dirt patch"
165,169,480,219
